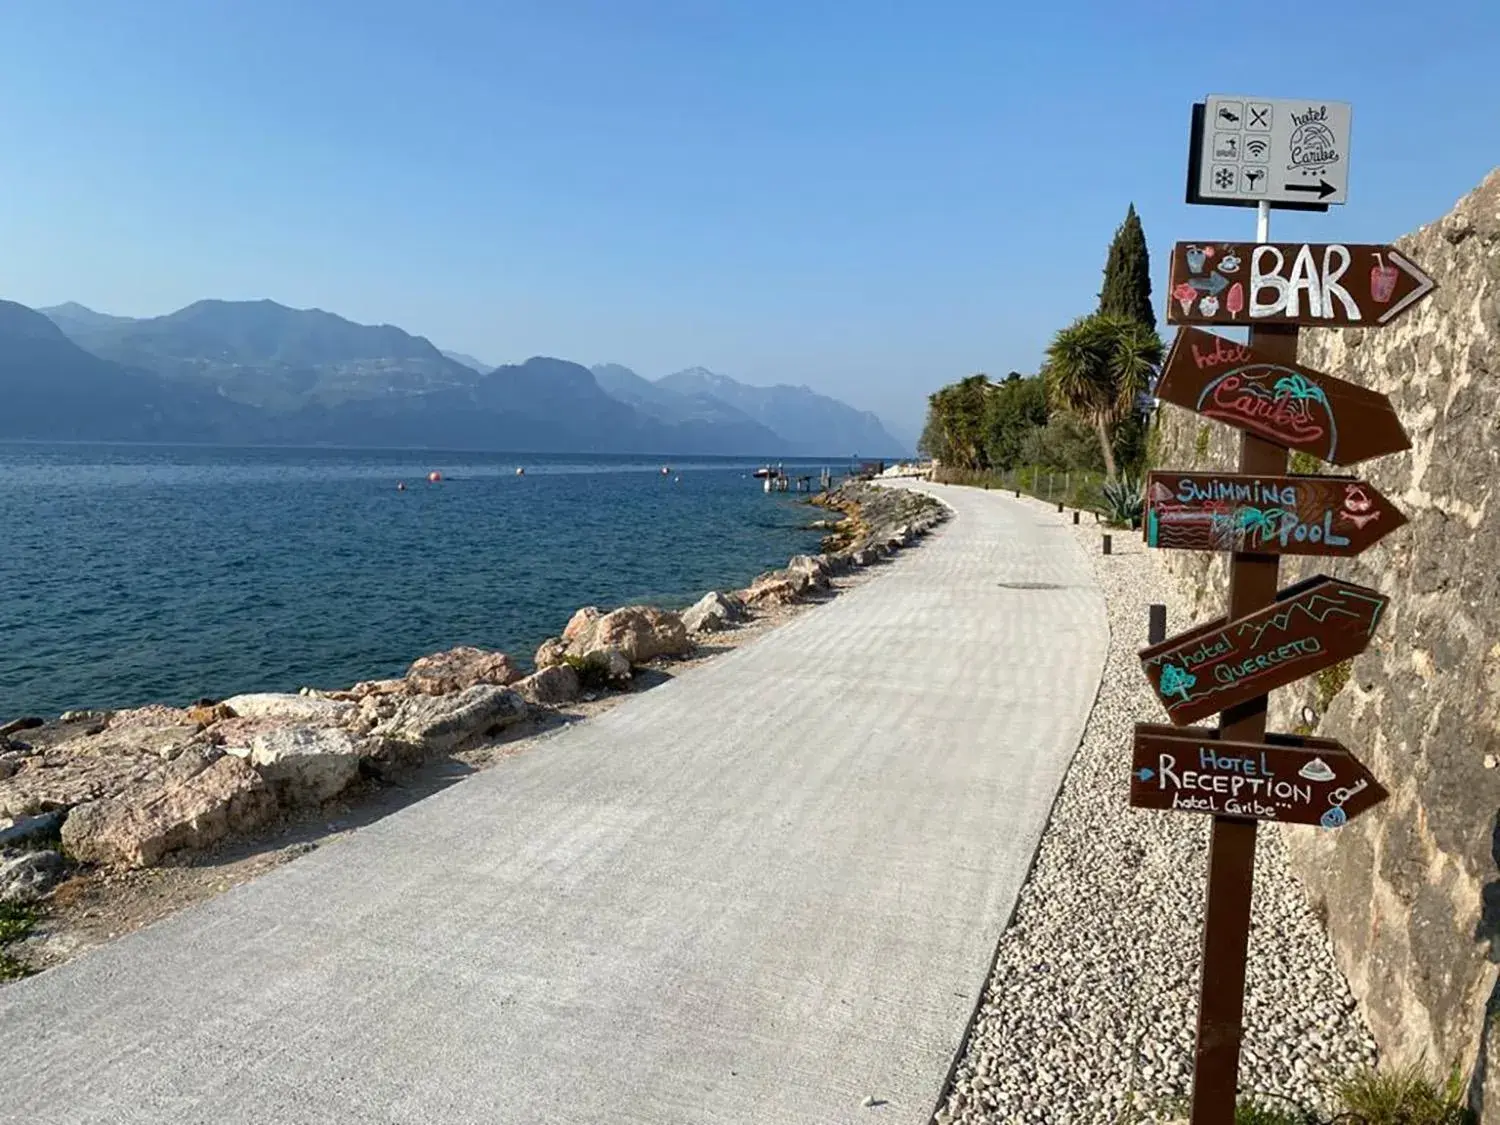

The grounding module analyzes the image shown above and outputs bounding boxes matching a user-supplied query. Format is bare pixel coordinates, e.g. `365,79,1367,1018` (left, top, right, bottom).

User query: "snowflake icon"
1213,167,1236,190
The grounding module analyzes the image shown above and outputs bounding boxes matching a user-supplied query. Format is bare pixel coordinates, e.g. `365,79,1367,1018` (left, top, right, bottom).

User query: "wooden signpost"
1135,95,1433,1125
1145,471,1406,556
1155,327,1412,466
1132,724,1387,828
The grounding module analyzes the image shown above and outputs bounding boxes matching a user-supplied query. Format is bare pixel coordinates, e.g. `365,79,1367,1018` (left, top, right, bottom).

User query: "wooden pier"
760,467,834,493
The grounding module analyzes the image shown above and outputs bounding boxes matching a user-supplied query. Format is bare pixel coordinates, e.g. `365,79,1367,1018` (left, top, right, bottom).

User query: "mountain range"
0,300,905,457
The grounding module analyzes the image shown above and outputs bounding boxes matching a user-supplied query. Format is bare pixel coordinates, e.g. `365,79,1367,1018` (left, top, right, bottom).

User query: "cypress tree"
1098,203,1156,331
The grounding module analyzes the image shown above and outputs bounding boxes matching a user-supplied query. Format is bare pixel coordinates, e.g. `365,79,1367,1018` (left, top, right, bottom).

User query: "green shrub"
1143,415,1166,472
0,902,37,981
1101,474,1145,528
561,653,614,691
1289,450,1324,475
1315,658,1354,713
1336,1062,1474,1125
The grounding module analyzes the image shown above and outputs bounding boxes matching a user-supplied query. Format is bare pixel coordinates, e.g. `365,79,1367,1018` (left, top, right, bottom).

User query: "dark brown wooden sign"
1131,723,1387,828
1155,327,1411,466
1144,471,1406,557
1140,574,1388,727
1166,241,1436,327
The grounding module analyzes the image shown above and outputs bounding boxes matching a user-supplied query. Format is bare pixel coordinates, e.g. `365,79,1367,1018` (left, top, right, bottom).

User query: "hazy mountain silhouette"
591,363,793,453
38,301,141,337
53,299,476,413
0,302,259,442
440,350,493,373
24,299,900,455
657,367,904,456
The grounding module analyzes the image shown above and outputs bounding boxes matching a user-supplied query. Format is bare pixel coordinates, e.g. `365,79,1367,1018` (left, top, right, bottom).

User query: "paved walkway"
0,483,1108,1125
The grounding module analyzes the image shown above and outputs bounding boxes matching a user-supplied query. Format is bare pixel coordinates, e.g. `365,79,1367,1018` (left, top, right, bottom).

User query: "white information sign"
1197,95,1352,206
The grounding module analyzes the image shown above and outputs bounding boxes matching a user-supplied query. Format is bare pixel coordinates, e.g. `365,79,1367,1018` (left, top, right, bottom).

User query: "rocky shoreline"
0,482,947,977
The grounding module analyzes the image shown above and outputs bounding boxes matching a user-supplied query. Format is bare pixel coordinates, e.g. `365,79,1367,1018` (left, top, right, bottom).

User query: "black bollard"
1102,534,1112,555
1057,501,1064,512
1149,603,1167,645
1072,511,1080,525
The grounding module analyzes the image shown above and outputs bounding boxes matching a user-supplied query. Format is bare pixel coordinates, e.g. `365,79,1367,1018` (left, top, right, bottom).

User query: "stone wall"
1152,169,1500,1113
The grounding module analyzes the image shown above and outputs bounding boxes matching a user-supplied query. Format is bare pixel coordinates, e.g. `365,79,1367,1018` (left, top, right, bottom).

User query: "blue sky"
0,1,1495,442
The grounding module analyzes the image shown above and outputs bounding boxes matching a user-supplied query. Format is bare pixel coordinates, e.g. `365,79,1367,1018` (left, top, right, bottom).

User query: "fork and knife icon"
1218,105,1272,128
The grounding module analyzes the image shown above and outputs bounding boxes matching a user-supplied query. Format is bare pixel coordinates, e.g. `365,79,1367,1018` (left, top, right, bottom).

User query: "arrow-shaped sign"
1144,471,1406,557
1283,179,1338,200
1130,723,1387,828
1167,241,1436,328
1140,574,1388,727
1155,328,1411,466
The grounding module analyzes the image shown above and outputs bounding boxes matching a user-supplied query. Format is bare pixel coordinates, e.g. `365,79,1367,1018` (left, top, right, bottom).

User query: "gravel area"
932,498,1378,1124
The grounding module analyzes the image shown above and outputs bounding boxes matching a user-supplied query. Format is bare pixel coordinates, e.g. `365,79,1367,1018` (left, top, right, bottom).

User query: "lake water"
0,443,832,718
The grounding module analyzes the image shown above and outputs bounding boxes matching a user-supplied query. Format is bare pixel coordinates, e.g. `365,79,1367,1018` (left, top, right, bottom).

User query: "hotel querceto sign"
1144,471,1406,557
1166,242,1435,328
1139,575,1388,728
1154,327,1411,466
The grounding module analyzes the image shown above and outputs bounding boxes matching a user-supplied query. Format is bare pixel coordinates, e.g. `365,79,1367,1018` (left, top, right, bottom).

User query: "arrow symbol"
1283,179,1338,199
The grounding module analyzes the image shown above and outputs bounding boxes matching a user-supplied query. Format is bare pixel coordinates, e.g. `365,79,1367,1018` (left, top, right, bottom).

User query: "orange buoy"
428,471,442,483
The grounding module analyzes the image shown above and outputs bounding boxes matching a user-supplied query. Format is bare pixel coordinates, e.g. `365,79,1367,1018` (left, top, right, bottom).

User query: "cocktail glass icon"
1371,254,1399,303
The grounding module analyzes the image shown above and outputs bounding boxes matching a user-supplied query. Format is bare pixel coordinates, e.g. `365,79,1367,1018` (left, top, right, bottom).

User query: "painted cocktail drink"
1185,246,1207,273
1370,253,1399,303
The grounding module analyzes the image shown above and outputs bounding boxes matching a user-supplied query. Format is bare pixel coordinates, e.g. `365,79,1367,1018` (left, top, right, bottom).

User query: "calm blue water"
0,443,833,718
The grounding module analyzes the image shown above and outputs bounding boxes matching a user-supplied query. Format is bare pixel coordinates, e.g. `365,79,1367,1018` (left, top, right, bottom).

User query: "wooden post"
1148,603,1166,645
1189,324,1294,1125
1102,534,1112,555
1073,510,1080,525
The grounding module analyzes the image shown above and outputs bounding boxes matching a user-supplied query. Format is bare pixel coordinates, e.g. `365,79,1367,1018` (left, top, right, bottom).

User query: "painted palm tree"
1235,505,1290,548
1044,313,1163,481
1271,372,1329,406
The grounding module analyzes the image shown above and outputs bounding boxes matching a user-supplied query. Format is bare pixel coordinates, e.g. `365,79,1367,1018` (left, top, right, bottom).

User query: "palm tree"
1043,313,1163,481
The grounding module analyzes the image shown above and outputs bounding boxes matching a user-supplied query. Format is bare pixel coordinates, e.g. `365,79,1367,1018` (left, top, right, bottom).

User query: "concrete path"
0,483,1108,1125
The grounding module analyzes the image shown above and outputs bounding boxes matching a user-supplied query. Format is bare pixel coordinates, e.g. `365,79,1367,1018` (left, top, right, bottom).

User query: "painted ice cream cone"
1172,282,1198,316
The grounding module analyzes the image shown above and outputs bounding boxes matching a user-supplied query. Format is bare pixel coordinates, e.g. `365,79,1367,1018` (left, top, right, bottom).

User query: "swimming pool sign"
1191,95,1352,207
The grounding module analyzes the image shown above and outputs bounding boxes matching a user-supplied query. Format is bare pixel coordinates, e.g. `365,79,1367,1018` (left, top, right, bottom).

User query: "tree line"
918,204,1163,483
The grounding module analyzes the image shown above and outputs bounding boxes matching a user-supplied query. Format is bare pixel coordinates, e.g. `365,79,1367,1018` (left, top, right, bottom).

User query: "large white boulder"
237,726,367,805
221,693,353,726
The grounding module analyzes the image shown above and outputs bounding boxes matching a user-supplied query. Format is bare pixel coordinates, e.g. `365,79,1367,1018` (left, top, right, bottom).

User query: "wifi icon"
1245,138,1269,162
